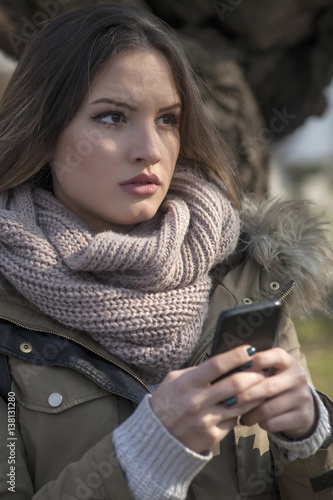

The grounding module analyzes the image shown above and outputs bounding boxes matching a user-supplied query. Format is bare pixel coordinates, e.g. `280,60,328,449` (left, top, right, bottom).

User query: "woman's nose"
129,123,161,166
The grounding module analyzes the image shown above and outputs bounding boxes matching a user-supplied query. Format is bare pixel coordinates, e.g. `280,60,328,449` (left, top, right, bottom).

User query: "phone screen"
211,299,282,356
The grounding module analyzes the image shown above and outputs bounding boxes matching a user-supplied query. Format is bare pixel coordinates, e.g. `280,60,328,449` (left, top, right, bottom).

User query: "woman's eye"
92,111,126,126
157,114,179,127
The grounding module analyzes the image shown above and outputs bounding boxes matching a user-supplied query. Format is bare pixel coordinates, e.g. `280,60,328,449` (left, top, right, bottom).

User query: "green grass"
292,314,333,398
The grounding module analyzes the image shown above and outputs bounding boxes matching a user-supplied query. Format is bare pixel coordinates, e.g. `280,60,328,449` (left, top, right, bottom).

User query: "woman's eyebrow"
158,103,182,113
90,98,136,110
90,98,181,113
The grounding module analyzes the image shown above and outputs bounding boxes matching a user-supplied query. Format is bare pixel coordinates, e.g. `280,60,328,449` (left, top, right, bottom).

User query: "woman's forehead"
86,49,180,107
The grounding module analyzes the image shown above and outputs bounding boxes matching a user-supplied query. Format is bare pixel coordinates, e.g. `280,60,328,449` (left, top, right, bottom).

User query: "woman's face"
51,49,181,232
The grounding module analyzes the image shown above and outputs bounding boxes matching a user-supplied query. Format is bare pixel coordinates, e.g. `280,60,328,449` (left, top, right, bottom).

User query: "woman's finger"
254,405,316,436
208,370,266,406
190,344,257,386
240,381,317,437
250,346,295,373
238,365,308,405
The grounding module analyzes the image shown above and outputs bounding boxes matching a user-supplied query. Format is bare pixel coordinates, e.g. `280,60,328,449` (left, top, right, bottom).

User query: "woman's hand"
149,345,266,454
239,347,317,440
150,346,317,454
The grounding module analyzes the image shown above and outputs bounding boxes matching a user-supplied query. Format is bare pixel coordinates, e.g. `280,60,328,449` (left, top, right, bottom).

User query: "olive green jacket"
0,199,332,499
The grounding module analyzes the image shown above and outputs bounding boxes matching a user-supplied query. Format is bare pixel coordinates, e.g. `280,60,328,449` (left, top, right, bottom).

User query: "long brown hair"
0,5,242,208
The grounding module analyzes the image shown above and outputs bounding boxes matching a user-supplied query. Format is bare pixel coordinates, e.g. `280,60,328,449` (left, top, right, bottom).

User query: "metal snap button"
269,281,280,291
20,342,33,353
48,393,63,408
242,297,253,305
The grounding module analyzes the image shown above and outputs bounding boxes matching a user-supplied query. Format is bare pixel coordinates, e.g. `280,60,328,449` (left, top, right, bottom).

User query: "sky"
272,79,333,166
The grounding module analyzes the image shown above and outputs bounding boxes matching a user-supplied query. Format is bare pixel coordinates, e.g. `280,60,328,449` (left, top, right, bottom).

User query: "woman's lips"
120,173,160,196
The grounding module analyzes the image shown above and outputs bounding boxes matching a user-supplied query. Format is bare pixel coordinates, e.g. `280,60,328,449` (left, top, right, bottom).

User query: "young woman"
0,5,332,499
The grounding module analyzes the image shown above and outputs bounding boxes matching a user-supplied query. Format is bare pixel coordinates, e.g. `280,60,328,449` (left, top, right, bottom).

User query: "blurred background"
0,0,332,394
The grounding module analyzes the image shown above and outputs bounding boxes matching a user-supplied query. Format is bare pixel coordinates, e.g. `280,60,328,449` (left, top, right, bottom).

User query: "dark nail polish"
239,417,245,425
239,361,252,370
247,346,257,356
225,396,237,407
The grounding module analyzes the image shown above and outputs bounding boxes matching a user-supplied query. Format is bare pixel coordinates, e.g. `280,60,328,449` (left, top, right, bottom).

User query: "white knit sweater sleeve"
268,385,332,461
112,394,212,500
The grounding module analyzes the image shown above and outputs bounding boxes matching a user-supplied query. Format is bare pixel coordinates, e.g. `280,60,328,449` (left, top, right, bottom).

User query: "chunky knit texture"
0,167,240,383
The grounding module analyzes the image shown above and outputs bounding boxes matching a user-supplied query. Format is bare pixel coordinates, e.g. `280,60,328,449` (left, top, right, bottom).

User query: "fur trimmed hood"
240,197,333,317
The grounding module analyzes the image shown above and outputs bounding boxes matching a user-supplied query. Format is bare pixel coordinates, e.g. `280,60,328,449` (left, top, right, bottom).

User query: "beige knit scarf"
0,167,240,383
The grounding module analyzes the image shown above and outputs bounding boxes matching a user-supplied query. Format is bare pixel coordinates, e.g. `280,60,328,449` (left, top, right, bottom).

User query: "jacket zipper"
276,279,295,302
191,279,296,367
192,343,214,367
0,315,151,393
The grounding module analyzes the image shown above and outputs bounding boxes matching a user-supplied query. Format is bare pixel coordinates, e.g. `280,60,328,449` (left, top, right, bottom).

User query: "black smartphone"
211,299,282,380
